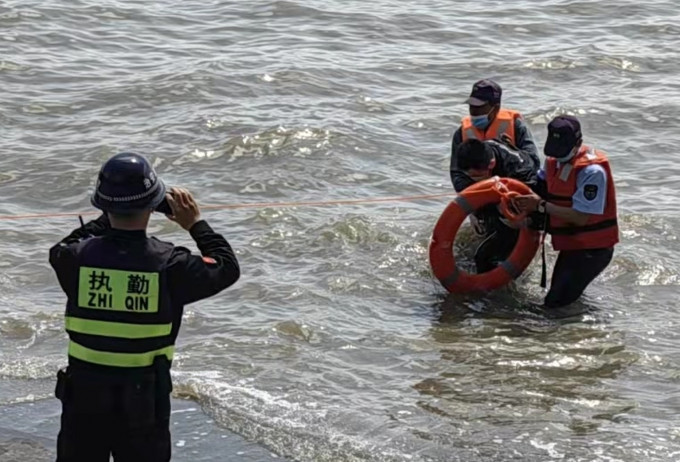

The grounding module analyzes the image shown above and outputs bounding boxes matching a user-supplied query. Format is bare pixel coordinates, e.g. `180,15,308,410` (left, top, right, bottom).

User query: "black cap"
465,79,502,106
91,152,166,214
544,115,583,159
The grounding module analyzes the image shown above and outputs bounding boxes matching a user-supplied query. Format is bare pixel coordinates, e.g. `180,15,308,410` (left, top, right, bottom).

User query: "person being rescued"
453,138,539,273
512,115,619,309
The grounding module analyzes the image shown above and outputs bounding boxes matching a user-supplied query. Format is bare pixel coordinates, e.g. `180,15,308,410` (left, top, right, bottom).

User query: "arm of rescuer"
512,117,540,170
487,140,538,189
498,118,541,171
49,213,112,295
450,127,474,193
512,164,607,226
479,140,540,230
165,188,240,306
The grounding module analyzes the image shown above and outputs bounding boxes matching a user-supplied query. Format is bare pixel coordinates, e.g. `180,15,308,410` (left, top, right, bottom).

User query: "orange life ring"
429,177,540,293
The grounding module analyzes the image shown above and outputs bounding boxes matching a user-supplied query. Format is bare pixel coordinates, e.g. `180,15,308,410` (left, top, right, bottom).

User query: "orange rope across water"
0,192,457,221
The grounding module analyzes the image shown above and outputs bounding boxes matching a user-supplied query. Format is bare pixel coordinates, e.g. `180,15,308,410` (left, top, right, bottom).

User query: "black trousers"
55,366,172,462
474,225,520,274
544,247,614,308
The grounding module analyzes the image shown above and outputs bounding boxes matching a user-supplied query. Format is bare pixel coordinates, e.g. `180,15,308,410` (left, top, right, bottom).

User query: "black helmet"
91,152,166,213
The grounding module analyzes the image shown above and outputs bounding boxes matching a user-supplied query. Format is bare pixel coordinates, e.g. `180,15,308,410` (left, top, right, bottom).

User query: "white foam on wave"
172,370,425,462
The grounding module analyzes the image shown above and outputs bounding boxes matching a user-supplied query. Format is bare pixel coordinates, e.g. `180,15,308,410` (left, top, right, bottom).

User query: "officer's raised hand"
165,187,201,230
511,193,542,213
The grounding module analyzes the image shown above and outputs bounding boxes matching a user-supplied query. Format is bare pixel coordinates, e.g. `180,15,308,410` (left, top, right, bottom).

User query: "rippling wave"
1,0,679,460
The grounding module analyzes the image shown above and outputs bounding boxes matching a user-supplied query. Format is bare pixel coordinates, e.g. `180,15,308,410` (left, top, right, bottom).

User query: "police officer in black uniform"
49,152,240,462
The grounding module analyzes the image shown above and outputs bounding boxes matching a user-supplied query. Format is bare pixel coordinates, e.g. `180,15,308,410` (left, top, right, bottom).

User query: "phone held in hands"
156,195,172,215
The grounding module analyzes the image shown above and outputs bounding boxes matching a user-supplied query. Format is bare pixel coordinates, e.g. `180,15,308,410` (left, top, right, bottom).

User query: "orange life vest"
461,108,521,144
545,145,619,251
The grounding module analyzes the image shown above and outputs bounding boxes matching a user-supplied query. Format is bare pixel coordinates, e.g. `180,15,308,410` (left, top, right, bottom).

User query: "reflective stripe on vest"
68,341,174,368
463,120,511,141
461,108,519,144
65,316,172,339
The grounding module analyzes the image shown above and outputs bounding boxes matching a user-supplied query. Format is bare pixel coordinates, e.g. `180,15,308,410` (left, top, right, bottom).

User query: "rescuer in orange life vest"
512,115,619,309
450,79,540,194
449,79,541,273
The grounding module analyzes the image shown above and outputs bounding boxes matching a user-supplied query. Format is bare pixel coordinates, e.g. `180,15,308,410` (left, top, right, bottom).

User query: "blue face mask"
471,114,490,129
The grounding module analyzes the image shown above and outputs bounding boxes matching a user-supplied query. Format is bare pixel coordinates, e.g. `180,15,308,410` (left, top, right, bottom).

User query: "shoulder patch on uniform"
202,256,217,264
583,184,598,201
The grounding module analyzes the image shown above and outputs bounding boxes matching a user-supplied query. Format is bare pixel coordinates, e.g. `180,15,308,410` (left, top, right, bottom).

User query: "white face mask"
557,145,580,163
